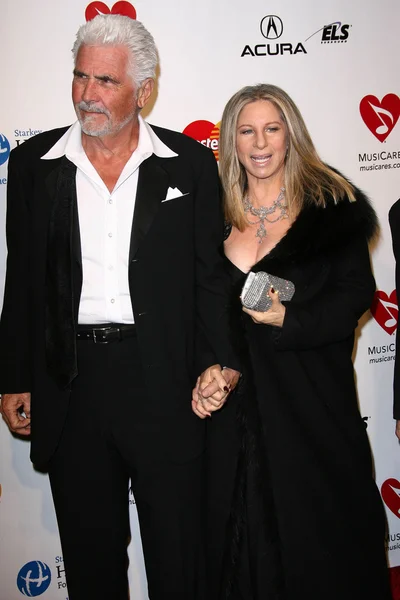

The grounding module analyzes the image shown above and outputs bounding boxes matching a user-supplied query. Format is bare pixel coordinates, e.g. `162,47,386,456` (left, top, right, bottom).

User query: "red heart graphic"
381,479,400,518
359,94,400,142
85,2,137,22
370,290,398,335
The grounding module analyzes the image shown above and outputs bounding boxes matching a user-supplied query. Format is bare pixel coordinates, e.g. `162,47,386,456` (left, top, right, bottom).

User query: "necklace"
243,187,288,244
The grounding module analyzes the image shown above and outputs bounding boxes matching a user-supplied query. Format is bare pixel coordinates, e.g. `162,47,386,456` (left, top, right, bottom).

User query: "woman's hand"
243,287,286,327
191,365,239,419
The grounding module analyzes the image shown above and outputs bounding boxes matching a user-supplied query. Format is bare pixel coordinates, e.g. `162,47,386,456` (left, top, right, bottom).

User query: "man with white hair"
0,14,239,600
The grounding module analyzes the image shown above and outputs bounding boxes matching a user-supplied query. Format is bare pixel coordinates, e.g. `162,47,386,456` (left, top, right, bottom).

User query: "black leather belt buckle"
76,325,136,343
93,327,117,343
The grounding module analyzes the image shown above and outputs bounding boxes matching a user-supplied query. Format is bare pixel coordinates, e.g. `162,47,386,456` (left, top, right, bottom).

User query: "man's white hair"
72,15,158,87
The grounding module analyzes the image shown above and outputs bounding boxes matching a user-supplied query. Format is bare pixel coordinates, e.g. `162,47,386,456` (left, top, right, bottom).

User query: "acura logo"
260,15,283,40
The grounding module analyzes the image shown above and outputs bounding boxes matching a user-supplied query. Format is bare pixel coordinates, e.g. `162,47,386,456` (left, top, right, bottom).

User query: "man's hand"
0,393,31,435
243,287,285,327
191,365,240,419
395,420,400,441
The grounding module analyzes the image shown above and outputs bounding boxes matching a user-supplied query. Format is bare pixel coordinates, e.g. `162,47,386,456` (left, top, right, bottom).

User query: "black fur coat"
211,187,391,600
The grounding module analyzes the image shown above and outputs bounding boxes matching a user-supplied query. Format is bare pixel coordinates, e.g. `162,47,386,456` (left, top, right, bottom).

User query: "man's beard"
75,101,134,137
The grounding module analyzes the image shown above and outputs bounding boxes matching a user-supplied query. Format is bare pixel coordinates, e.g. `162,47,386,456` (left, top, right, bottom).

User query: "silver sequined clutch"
240,271,295,312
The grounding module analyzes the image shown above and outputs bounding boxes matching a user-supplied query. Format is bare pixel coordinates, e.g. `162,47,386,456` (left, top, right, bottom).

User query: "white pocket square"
161,187,189,202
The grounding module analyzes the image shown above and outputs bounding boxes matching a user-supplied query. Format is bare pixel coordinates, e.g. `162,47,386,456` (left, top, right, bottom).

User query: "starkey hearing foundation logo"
0,129,43,183
182,120,221,161
360,94,400,143
85,1,137,21
0,133,11,167
17,561,52,597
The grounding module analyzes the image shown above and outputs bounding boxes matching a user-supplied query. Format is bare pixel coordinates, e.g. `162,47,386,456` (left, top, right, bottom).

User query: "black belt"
76,324,137,343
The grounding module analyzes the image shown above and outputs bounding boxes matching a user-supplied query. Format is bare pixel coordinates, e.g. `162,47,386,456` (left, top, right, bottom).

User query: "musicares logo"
371,290,398,335
382,479,400,519
182,120,221,161
85,1,137,21
360,94,400,143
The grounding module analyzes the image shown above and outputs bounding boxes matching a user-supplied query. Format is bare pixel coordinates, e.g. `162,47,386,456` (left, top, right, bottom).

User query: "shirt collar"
41,115,178,160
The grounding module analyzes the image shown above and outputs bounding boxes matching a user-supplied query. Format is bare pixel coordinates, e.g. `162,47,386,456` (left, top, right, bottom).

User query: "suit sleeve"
273,234,375,351
193,148,240,374
389,199,400,419
0,150,32,392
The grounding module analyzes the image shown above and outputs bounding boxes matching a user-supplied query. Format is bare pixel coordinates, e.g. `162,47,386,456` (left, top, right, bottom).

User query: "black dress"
206,189,391,600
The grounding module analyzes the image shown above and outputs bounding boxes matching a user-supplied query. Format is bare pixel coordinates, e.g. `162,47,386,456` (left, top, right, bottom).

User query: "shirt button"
110,298,115,304
108,198,113,204
108,232,113,238
108,265,114,271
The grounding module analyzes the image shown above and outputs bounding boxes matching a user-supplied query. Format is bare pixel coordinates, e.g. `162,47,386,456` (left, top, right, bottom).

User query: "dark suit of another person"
389,199,400,429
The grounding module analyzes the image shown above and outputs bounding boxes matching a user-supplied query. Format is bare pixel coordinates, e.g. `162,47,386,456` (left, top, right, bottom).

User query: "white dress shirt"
41,117,177,324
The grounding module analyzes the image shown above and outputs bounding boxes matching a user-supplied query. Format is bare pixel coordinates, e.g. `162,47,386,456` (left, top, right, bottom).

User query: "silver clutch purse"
240,271,295,312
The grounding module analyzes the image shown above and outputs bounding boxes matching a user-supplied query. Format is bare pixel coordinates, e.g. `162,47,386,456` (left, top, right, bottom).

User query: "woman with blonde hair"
197,84,391,599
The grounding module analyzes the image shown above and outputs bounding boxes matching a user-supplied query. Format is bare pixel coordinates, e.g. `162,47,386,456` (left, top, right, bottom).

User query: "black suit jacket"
0,123,239,466
389,199,400,419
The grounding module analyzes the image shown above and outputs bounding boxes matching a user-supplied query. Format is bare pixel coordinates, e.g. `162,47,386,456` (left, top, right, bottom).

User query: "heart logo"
389,566,400,600
359,94,400,143
381,479,400,518
370,290,398,335
85,2,137,22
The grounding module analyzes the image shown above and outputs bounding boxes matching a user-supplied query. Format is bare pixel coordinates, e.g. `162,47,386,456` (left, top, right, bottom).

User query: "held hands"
0,392,31,435
242,286,286,327
191,365,240,419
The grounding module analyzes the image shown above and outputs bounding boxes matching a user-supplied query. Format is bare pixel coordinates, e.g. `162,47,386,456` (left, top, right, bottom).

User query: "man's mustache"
77,101,110,117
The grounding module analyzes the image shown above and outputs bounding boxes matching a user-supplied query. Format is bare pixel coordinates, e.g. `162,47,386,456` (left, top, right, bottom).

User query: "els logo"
371,290,398,335
305,21,351,44
320,21,350,43
183,120,220,161
360,94,400,143
85,1,136,21
0,134,11,166
17,561,52,597
382,479,400,519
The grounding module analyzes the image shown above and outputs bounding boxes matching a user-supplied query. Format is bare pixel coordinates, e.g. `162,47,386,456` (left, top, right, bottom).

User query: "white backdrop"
1,0,400,598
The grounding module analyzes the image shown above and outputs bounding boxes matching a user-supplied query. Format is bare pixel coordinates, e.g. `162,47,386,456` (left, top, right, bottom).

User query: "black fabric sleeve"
274,235,375,352
389,200,400,419
0,150,32,392
194,149,240,374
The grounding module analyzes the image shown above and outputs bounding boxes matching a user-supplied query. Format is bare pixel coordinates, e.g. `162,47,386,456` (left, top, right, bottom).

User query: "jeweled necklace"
243,187,288,244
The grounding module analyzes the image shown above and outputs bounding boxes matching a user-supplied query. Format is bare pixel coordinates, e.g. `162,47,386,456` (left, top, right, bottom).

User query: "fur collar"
255,185,378,270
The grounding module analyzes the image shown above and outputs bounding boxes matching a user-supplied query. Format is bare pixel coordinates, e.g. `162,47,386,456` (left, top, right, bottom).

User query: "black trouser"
48,334,205,600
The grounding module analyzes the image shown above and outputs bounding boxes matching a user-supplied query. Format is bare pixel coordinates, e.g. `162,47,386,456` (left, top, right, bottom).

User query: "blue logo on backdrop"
0,133,10,166
17,561,52,596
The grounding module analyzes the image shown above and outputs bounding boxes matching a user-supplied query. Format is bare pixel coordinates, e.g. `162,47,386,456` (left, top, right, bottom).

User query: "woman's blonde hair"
219,84,355,230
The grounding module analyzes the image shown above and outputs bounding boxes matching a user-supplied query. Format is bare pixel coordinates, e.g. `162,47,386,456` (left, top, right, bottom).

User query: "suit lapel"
45,156,81,388
129,154,170,261
45,158,82,269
